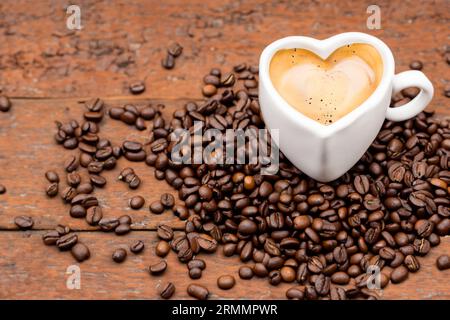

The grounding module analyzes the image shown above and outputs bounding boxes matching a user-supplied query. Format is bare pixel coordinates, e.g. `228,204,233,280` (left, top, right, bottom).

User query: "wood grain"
0,0,449,300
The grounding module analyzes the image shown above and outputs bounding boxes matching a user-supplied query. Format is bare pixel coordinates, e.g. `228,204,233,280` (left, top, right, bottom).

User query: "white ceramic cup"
259,32,434,182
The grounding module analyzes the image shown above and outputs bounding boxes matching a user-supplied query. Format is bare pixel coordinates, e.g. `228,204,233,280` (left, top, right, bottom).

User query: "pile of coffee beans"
162,42,183,70
35,60,449,300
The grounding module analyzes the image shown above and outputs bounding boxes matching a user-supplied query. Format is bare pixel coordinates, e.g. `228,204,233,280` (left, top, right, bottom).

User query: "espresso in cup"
269,43,383,125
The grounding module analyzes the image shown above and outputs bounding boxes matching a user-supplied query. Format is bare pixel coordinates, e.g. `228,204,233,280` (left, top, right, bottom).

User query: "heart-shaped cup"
259,32,434,182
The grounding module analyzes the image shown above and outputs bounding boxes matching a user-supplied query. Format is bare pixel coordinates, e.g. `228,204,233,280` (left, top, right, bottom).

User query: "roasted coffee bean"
160,282,176,299
112,248,127,263
409,60,423,70
70,205,86,218
331,271,350,285
129,196,145,209
404,255,420,272
162,53,175,69
115,223,131,235
0,95,12,112
156,240,171,257
46,183,59,197
45,171,60,183
239,266,254,280
149,260,167,274
314,274,331,296
217,275,235,290
330,287,347,300
14,216,34,230
390,265,409,283
42,230,60,245
71,243,90,262
187,259,206,270
86,206,102,225
280,266,296,282
130,240,145,254
90,174,106,187
436,255,450,270
189,267,202,279
150,200,164,214
286,287,305,300
0,183,6,194
64,156,79,172
160,193,175,208
157,224,174,241
98,217,119,231
238,219,257,235
187,284,209,300
168,42,183,57
129,80,145,94
56,233,78,250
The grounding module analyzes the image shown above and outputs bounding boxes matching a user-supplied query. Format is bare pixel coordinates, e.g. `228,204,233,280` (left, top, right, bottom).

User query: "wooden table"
0,0,449,299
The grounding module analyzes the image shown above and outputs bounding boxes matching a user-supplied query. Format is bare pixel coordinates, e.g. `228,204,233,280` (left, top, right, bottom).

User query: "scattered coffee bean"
217,275,235,290
71,243,90,262
129,80,145,95
239,266,254,280
14,216,34,230
155,240,171,257
436,255,450,270
189,267,202,279
130,240,145,254
150,200,165,214
149,260,167,275
160,282,176,299
130,196,145,210
187,284,209,300
112,248,127,263
409,60,423,70
0,95,11,112
56,233,78,251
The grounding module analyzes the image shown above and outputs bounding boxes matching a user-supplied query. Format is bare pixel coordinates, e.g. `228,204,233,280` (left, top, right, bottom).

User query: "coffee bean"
0,184,6,194
45,171,60,183
404,255,420,272
86,206,103,225
354,175,370,194
112,248,127,263
436,255,450,270
409,60,423,70
238,219,257,235
46,183,59,197
42,231,60,246
70,205,86,218
0,95,11,112
187,284,209,300
115,223,131,235
160,193,175,208
160,282,176,299
14,216,34,230
314,274,330,296
189,267,202,279
286,287,305,300
157,224,174,241
149,260,167,274
90,174,106,187
168,42,183,57
162,53,175,69
99,217,119,231
71,243,90,262
129,80,145,94
150,201,164,214
56,233,78,251
130,240,145,254
129,196,145,209
390,265,409,283
331,271,350,284
239,266,254,279
156,240,171,257
217,275,235,290
280,266,296,282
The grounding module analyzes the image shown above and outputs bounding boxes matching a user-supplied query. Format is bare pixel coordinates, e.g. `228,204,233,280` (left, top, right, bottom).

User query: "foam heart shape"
269,44,383,125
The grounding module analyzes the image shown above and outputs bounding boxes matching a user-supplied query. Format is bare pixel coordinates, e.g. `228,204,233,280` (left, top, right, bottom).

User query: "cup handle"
385,70,434,121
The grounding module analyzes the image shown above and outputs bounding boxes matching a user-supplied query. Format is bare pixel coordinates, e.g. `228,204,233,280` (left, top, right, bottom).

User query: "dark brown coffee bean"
64,156,79,172
150,201,164,214
307,256,324,273
404,255,420,272
436,255,450,270
331,271,350,284
162,53,175,69
90,174,106,187
238,219,257,235
0,95,11,112
286,287,305,300
187,284,209,300
168,42,183,57
314,274,330,296
56,233,78,251
330,287,347,300
149,260,167,274
217,275,235,290
157,224,174,241
160,193,175,208
354,175,370,194
71,243,90,262
45,171,60,183
98,217,119,231
280,266,296,283
160,282,176,299
390,265,409,283
238,266,254,280
129,196,145,209
14,216,34,230
189,267,202,279
409,60,423,70
129,80,145,94
112,248,127,263
156,241,171,257
109,107,124,119
86,206,102,225
115,223,131,235
42,230,60,246
46,183,59,197
130,240,145,254
70,205,86,218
